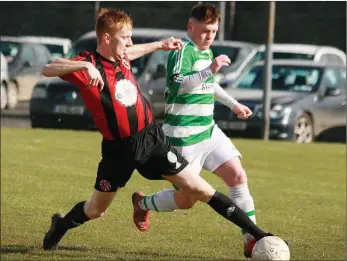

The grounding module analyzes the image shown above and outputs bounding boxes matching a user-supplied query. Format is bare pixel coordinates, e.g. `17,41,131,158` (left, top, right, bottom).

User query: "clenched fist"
232,103,253,120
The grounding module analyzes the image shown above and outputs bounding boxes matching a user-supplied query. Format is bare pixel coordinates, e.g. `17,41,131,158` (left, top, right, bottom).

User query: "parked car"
1,52,10,109
1,36,72,59
0,38,51,108
139,40,257,119
212,40,258,85
214,60,346,143
29,28,186,129
220,43,346,86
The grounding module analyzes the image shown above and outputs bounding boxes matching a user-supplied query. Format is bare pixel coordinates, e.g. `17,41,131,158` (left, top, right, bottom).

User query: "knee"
222,166,248,187
230,168,247,186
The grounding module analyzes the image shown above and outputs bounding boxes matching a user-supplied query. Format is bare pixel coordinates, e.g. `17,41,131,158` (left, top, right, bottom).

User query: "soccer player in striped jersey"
42,7,276,252
132,3,258,258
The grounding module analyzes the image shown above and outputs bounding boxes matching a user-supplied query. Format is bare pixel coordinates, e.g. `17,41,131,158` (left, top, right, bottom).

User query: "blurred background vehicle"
205,40,257,85
1,52,10,109
140,40,257,119
29,28,186,129
220,44,347,86
214,60,346,143
1,36,72,59
0,37,51,108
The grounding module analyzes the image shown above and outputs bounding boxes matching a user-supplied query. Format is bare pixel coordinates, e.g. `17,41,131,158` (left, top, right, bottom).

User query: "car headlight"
269,104,291,119
32,86,47,99
255,104,291,119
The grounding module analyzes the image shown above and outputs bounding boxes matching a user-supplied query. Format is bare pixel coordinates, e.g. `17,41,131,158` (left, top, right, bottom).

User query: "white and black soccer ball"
251,236,290,260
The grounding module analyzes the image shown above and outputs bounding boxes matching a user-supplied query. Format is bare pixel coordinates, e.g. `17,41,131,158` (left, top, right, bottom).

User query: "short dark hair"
191,3,221,24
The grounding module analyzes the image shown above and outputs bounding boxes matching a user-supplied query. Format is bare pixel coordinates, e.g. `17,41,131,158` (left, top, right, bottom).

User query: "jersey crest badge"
115,79,138,107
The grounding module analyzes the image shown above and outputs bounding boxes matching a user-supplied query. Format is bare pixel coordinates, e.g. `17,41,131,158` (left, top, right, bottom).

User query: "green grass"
1,127,345,260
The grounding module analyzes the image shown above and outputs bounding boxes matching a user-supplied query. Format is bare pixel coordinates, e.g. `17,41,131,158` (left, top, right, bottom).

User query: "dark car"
139,40,257,119
214,60,346,143
29,28,186,129
0,38,52,109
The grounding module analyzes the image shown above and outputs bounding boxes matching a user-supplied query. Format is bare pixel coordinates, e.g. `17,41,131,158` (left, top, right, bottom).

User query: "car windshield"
44,44,65,58
254,51,315,62
231,64,323,93
211,45,253,74
0,41,21,63
66,36,159,78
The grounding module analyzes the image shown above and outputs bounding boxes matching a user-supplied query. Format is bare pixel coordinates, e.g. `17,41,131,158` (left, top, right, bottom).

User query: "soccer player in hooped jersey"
132,3,260,258
41,8,274,252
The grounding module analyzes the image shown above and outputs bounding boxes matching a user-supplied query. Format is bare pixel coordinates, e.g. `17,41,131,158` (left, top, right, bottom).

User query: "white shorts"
174,124,242,175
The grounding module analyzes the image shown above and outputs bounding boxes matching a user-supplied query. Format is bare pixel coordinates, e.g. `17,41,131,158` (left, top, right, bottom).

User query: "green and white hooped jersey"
163,37,216,147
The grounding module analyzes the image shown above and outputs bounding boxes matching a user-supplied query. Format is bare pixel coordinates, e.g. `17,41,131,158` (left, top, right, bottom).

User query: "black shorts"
94,122,189,192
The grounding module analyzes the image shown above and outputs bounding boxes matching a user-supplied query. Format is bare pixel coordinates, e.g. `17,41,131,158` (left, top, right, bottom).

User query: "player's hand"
210,55,231,74
232,103,252,119
85,62,104,91
160,37,183,51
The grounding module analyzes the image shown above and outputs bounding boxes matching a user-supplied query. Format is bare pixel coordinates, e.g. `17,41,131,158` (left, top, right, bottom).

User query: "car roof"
256,43,345,56
212,40,257,49
0,36,71,46
251,59,345,68
77,28,187,41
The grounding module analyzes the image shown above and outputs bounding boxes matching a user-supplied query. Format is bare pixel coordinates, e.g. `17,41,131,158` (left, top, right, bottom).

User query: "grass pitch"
1,127,345,260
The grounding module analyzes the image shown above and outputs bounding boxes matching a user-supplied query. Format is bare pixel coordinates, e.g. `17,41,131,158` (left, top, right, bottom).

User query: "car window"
211,45,253,74
146,50,169,72
252,51,314,63
322,68,345,89
0,41,21,63
21,44,35,63
44,44,64,58
231,64,323,93
33,44,51,64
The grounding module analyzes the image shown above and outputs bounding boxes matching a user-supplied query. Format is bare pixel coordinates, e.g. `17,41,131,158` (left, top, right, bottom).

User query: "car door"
15,43,40,101
313,67,346,134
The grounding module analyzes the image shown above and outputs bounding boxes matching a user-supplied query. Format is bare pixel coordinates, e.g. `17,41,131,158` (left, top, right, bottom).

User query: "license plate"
217,120,247,130
54,105,84,115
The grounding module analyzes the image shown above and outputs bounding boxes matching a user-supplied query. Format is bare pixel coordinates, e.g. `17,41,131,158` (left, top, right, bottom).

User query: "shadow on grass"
0,245,33,254
0,244,230,260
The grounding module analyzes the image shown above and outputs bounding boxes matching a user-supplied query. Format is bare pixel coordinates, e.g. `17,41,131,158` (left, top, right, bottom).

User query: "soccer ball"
251,236,290,260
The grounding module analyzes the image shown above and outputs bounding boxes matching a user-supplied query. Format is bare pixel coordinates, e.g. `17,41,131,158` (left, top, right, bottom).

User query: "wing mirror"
324,87,341,96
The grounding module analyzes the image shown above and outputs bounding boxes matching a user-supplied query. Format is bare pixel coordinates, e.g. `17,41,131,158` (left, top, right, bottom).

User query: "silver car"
214,60,346,143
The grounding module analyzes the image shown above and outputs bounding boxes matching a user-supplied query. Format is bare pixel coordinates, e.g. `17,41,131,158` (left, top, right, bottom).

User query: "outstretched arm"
42,58,90,77
42,58,104,90
127,37,183,61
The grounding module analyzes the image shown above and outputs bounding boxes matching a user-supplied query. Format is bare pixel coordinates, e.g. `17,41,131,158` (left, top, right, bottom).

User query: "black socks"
208,191,266,240
60,201,90,230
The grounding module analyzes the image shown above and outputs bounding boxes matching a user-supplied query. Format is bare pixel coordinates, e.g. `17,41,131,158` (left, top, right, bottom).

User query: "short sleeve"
59,51,90,87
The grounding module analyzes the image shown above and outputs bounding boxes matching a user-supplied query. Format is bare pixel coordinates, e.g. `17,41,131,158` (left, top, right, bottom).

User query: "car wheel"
294,113,314,143
1,82,8,110
6,81,18,109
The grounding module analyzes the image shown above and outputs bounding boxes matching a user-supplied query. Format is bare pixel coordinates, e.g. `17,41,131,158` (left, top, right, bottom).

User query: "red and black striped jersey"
60,51,153,140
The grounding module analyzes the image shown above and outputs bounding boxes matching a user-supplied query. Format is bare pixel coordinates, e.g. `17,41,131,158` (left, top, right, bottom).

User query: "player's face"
189,20,219,50
109,25,133,60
